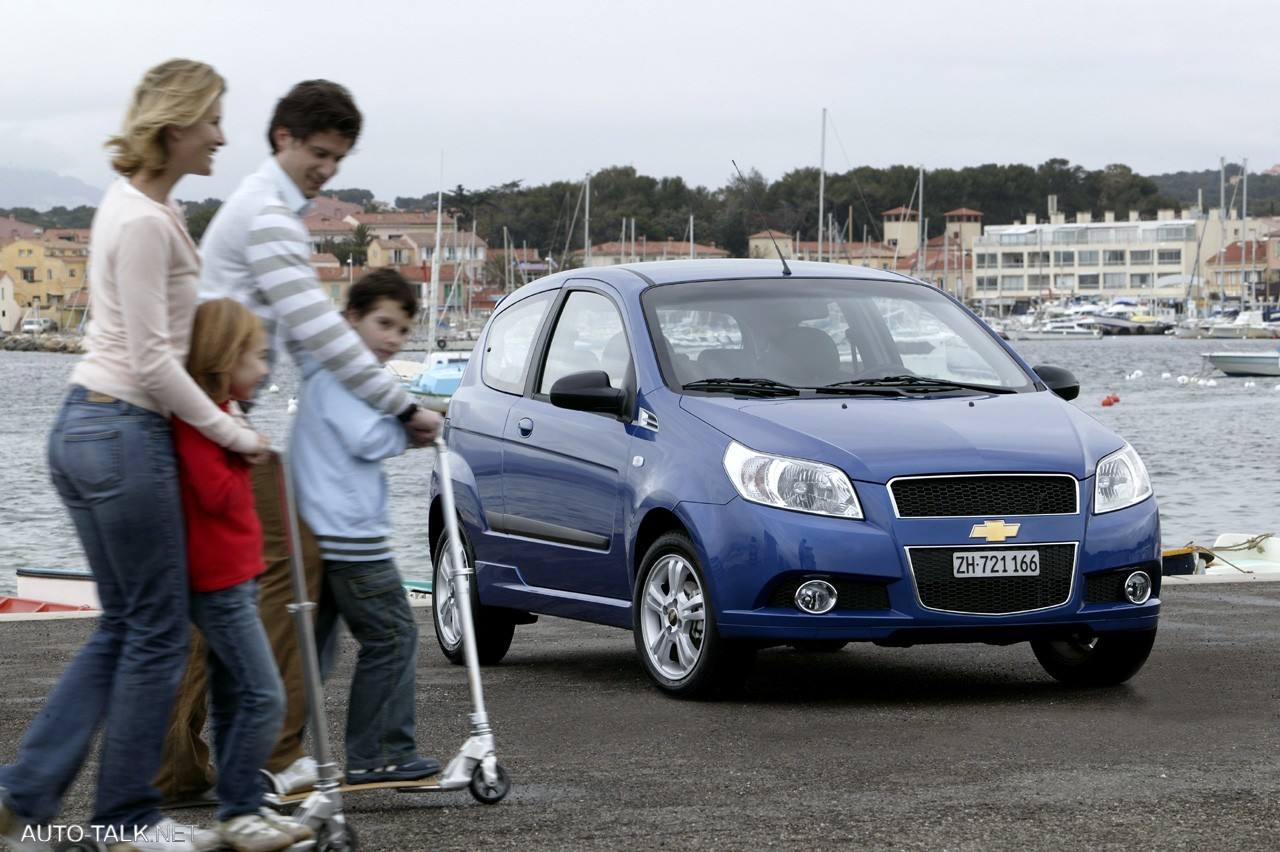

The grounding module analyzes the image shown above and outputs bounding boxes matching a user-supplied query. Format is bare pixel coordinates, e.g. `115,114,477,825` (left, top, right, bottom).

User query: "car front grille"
907,543,1076,614
890,474,1078,518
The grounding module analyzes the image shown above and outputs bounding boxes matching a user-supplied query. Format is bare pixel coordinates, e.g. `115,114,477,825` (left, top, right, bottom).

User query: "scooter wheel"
314,820,358,852
469,762,511,804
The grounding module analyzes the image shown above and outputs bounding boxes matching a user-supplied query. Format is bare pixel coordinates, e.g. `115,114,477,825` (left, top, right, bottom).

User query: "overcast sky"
3,0,1276,207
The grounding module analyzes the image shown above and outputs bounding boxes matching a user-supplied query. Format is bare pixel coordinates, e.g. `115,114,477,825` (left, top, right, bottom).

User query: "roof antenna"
732,159,790,276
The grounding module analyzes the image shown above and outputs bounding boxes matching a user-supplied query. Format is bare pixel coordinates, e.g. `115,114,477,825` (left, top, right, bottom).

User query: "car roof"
543,259,921,289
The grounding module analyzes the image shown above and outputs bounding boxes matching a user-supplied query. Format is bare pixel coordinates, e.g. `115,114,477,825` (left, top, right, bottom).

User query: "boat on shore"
1201,351,1280,377
16,567,100,608
4,567,430,620
1163,533,1280,576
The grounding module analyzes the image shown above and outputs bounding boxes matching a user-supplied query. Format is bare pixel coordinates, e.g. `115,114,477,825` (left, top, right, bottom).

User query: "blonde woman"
0,60,267,852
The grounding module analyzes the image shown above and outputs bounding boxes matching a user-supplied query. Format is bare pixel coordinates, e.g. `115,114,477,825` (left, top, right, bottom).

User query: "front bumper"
679,493,1161,644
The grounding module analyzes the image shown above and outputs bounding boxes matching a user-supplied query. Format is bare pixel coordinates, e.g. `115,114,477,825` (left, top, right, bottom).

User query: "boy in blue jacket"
290,268,438,783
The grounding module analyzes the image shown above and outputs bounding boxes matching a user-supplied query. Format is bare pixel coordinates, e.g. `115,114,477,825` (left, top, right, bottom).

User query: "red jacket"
173,404,265,592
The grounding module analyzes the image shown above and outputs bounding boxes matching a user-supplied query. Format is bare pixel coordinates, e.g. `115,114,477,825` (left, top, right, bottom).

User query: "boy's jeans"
191,579,284,821
315,558,421,771
0,388,189,833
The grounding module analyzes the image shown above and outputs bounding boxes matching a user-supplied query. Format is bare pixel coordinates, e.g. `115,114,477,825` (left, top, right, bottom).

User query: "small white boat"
1012,320,1103,341
1201,351,1280,377
11,567,100,612
389,350,471,413
1202,310,1280,340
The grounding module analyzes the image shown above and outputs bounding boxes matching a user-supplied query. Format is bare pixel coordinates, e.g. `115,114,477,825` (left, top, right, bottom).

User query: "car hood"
678,391,1122,483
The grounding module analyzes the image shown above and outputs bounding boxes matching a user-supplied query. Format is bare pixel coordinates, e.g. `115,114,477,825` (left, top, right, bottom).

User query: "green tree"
343,223,373,265
328,188,374,207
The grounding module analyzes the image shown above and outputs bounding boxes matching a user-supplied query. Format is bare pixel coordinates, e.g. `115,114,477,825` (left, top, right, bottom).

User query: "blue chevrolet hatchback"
427,259,1160,697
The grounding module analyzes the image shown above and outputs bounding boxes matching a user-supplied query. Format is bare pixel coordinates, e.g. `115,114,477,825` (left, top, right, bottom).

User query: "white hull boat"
1201,351,1280,377
8,567,101,614
1012,321,1102,341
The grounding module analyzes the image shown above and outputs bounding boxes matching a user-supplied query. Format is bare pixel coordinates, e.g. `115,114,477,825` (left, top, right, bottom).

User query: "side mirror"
550,370,628,417
1032,364,1080,401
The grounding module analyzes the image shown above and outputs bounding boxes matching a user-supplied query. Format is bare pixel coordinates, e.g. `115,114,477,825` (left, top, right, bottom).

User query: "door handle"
517,417,534,437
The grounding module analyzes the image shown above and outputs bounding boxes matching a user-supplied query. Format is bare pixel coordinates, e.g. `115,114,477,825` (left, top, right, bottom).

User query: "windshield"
642,276,1032,394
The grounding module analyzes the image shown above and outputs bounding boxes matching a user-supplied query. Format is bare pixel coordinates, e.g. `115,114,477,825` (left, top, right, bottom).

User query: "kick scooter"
265,438,509,851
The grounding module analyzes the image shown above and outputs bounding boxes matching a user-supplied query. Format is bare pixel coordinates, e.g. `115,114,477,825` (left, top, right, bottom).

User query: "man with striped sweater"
157,80,442,804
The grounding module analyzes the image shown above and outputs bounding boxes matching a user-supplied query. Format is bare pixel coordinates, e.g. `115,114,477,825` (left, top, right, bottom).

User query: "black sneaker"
345,757,441,784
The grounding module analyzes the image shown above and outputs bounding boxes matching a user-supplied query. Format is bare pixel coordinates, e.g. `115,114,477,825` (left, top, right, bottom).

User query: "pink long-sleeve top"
69,180,258,453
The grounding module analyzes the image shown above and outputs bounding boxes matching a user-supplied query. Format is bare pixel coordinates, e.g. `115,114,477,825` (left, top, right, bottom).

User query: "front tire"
1031,628,1156,687
633,532,755,699
431,527,515,665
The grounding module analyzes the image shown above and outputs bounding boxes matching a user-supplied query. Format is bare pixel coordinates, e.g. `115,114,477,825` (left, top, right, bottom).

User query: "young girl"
175,298,310,852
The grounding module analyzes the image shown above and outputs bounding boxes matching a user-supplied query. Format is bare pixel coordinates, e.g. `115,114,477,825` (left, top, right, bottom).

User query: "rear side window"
481,291,553,394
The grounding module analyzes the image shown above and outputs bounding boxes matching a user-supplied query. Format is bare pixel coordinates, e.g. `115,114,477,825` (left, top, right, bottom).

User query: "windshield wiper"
682,377,800,397
819,375,1016,395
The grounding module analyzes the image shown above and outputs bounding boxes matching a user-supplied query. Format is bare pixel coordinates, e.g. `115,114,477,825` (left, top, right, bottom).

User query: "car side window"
538,291,626,395
481,290,554,395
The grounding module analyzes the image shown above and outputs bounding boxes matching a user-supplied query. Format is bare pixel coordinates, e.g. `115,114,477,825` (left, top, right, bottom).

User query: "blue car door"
500,286,633,600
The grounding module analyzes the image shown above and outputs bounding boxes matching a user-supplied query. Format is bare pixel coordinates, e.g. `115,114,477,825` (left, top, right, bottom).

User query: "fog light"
795,580,838,614
1123,571,1152,604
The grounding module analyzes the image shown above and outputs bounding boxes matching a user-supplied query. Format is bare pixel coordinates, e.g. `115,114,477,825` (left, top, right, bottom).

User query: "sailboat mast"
817,107,826,263
584,172,591,266
1243,156,1250,306
428,158,443,346
917,167,925,279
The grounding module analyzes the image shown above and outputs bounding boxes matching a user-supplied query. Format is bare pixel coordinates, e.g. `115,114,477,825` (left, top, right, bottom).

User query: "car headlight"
1094,443,1152,514
722,441,862,519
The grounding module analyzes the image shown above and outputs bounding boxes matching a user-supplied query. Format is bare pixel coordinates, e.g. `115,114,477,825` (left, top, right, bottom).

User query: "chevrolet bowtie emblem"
970,520,1021,542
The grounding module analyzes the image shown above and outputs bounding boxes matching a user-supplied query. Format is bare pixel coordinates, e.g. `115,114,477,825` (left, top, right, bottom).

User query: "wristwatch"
397,403,419,423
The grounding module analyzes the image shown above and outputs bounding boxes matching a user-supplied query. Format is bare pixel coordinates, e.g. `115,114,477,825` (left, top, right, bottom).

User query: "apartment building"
968,207,1273,307
0,235,89,324
582,238,730,266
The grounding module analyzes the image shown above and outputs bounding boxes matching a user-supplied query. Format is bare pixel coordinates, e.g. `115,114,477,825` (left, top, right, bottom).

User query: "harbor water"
3,336,1280,595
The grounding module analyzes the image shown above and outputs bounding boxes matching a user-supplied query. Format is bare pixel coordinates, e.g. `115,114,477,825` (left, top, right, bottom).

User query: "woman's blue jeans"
191,579,284,821
315,558,420,771
0,387,189,833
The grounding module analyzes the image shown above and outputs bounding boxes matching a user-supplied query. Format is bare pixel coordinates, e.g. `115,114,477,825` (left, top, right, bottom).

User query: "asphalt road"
2,579,1279,851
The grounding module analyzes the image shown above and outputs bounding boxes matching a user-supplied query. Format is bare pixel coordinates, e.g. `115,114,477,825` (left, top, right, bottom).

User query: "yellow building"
0,236,89,324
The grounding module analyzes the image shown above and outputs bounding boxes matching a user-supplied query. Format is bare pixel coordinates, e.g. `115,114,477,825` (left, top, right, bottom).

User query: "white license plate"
952,549,1040,577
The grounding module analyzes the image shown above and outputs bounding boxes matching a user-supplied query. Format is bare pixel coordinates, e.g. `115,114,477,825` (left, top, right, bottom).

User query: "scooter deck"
274,778,443,805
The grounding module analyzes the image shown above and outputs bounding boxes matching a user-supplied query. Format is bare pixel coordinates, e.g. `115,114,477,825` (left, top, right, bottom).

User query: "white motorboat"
1202,310,1280,339
1011,320,1103,341
388,349,472,413
1201,351,1280,377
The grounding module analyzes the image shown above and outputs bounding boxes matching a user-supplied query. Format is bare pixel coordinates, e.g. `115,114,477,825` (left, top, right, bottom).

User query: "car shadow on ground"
463,624,1149,710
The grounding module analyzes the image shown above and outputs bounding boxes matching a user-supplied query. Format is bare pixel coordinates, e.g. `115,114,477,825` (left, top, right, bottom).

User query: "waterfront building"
969,207,1277,310
0,214,41,248
1203,239,1272,302
582,238,730,267
0,271,18,334
0,234,88,327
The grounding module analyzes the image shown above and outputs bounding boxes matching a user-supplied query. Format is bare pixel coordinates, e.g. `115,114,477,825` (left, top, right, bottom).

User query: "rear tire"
1031,628,1156,687
431,527,515,665
633,531,755,699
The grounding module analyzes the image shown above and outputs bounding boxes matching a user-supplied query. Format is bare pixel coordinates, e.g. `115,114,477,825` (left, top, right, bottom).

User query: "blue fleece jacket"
290,358,408,562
